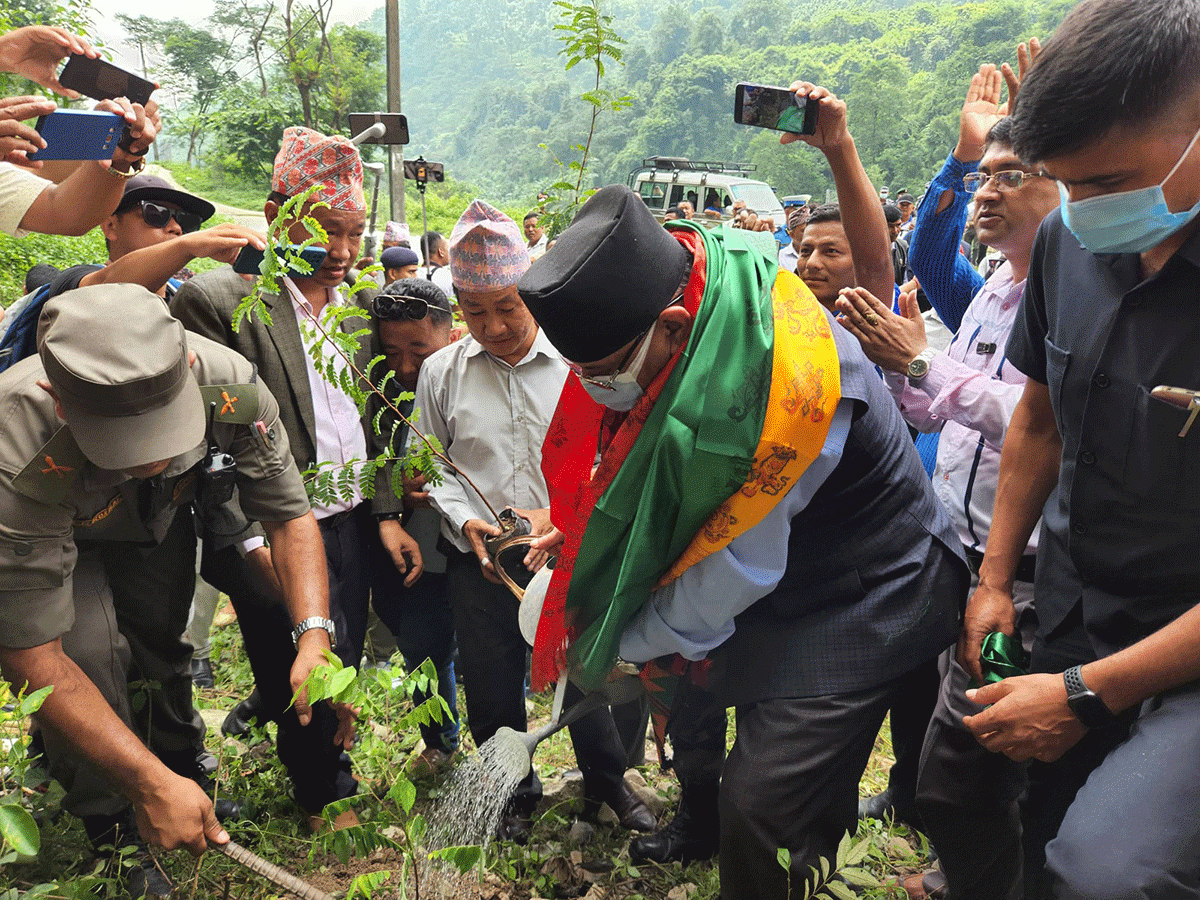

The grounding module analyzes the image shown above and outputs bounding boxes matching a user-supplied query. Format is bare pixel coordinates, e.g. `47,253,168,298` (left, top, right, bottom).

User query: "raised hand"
182,223,266,265
954,64,1004,163
781,82,850,153
999,38,1043,115
0,26,98,96
0,95,56,167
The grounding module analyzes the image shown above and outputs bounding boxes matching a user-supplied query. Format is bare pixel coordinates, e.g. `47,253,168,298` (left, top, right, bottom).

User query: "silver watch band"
292,615,337,649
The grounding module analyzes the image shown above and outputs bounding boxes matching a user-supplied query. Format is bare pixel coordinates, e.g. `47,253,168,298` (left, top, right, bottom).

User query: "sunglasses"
372,293,434,321
132,200,204,234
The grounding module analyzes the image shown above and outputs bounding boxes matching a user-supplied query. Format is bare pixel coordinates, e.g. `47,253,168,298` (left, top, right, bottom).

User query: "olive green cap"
37,284,205,470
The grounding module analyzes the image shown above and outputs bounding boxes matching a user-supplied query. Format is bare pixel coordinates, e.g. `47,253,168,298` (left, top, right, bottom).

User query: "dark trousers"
49,511,204,818
97,508,205,760
719,679,902,900
667,677,727,783
446,551,626,810
1045,680,1200,900
317,505,373,670
879,658,940,818
202,543,358,814
917,603,1134,900
368,534,459,753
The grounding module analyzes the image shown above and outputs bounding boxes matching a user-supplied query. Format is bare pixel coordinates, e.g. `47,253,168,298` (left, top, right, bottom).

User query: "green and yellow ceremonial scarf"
534,221,841,692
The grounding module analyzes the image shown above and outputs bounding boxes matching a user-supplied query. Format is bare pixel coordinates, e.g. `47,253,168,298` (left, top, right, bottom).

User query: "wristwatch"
292,616,337,649
1063,665,1115,729
906,347,938,383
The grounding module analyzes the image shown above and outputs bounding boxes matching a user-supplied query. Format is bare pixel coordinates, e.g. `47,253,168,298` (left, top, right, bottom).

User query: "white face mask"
579,324,657,411
1059,124,1200,254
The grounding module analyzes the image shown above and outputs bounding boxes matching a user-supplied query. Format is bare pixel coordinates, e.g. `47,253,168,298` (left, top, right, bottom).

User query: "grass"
0,605,934,898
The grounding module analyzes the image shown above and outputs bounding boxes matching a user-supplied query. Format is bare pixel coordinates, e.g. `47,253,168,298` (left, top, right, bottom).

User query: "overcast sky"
89,0,380,74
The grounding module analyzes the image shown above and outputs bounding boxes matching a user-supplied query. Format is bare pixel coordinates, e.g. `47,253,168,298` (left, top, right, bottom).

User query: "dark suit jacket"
170,266,378,477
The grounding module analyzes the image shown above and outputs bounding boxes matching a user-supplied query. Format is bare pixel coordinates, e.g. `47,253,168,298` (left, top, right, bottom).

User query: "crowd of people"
1,1,1199,898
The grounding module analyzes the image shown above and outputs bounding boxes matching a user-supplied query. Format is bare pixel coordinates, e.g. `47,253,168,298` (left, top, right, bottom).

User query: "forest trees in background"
382,0,1078,207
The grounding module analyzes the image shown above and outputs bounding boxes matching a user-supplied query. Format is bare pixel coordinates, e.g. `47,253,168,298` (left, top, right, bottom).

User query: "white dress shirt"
778,242,801,275
284,277,369,519
411,327,567,552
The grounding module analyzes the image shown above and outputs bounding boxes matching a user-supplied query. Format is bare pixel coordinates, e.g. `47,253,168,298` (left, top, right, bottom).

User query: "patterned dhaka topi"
383,220,409,244
271,126,366,212
448,199,530,292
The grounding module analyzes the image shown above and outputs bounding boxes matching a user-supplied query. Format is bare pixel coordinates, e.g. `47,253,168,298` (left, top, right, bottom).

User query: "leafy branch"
538,0,632,237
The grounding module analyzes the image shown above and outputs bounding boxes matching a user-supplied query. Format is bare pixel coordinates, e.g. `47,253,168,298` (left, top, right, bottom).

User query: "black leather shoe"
858,787,923,832
220,689,265,738
125,855,176,899
83,811,176,899
190,657,215,689
584,781,657,832
858,787,896,821
629,778,719,865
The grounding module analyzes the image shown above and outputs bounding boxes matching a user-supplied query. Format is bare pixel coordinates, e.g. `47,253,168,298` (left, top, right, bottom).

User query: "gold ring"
865,312,880,326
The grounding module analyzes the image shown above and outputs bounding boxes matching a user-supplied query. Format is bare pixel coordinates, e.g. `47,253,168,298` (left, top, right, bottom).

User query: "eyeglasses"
372,293,433,321
962,170,1051,193
565,326,651,392
134,200,203,234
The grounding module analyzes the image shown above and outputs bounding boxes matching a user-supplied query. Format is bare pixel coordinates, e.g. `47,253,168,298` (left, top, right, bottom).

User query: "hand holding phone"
27,108,123,161
776,83,850,153
0,95,57,167
735,82,819,135
58,54,156,105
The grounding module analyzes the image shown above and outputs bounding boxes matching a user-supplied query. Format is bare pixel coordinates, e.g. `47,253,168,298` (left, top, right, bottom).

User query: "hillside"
365,0,1076,207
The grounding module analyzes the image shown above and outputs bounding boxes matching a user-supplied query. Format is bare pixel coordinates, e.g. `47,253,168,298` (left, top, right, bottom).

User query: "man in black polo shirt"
943,2,1200,898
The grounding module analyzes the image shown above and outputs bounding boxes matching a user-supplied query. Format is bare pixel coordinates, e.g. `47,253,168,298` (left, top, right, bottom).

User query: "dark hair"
983,116,1016,155
1011,0,1200,161
377,277,453,327
24,263,60,295
523,211,539,223
884,205,902,225
805,203,842,225
420,231,444,261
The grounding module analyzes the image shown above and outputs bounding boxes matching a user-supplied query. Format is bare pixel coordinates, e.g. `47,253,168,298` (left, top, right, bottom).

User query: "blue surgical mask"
1059,125,1200,254
579,325,656,412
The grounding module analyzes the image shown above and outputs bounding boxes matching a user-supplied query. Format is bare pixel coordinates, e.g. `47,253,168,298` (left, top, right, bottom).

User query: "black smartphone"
58,54,157,106
233,244,329,276
734,82,819,135
347,112,409,145
402,158,444,184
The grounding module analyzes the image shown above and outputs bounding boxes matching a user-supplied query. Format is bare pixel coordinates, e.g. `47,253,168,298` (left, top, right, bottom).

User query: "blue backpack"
0,283,52,375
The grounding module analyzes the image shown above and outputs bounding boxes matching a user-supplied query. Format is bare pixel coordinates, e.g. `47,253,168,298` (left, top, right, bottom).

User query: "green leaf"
391,778,416,814
18,685,53,716
776,847,791,871
0,804,40,856
329,665,358,700
428,844,483,874
843,836,872,867
824,881,858,900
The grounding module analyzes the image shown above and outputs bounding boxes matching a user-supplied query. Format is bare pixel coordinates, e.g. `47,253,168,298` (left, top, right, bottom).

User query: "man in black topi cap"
519,183,967,898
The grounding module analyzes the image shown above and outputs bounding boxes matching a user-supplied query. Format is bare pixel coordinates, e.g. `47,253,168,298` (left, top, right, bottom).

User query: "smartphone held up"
734,83,819,136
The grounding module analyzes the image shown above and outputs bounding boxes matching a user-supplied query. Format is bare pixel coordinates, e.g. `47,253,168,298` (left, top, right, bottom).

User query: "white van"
628,157,786,226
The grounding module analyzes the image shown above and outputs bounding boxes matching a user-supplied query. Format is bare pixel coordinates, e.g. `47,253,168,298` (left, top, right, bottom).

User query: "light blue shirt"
618,399,854,663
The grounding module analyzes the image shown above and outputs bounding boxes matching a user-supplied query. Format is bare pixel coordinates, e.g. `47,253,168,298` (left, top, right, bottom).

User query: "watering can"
483,514,644,779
